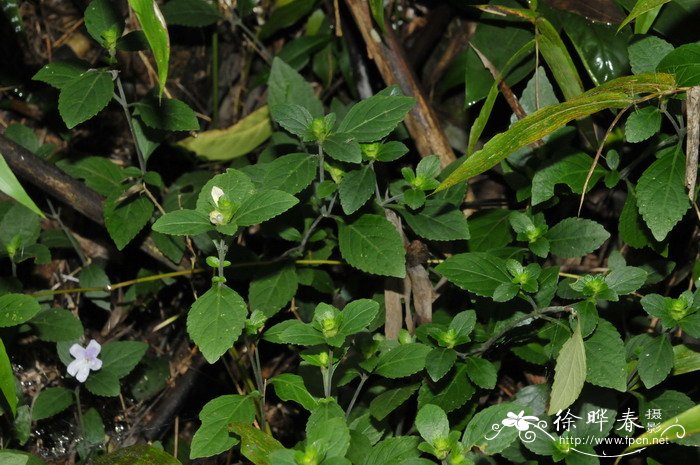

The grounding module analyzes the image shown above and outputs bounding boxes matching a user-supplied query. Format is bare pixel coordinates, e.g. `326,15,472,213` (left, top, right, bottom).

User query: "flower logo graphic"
502,410,540,432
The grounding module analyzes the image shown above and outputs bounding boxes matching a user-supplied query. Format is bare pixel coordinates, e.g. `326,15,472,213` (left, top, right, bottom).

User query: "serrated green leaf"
152,209,212,235
338,214,405,278
0,338,17,416
263,319,326,346
636,145,690,241
100,340,148,379
415,404,449,445
369,384,419,420
104,188,155,250
657,42,700,86
435,252,511,297
604,266,647,295
234,189,298,226
619,184,653,248
375,343,431,378
336,94,414,143
160,0,221,27
0,154,44,218
629,36,674,74
58,70,113,128
396,202,469,241
128,0,170,96
196,169,255,214
134,96,199,131
637,334,673,388
0,293,40,327
463,356,497,389
624,404,700,453
619,0,671,31
32,387,74,421
187,285,247,363
531,152,606,205
322,133,362,163
30,309,84,342
85,371,121,397
438,73,677,191
249,265,298,317
270,373,318,411
339,165,375,215
546,218,609,258
462,403,519,453
33,61,88,89
338,299,379,336
252,153,316,194
190,395,256,458
548,321,586,414
584,319,627,392
270,103,313,139
425,348,457,382
268,57,323,117
85,0,124,50
179,106,271,161
57,156,126,196
229,423,284,465
625,106,661,143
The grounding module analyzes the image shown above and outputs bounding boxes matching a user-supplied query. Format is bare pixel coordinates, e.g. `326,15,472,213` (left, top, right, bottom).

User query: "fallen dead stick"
0,134,180,270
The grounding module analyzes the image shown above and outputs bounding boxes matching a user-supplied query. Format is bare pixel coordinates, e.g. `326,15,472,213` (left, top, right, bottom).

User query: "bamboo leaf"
128,0,170,96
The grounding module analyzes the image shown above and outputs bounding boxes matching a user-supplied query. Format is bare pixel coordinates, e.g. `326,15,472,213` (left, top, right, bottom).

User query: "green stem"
345,373,368,418
114,75,147,174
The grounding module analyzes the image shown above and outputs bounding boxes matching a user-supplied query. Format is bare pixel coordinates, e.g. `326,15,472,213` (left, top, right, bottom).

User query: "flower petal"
75,364,91,383
211,186,225,206
69,343,85,359
89,358,103,371
85,339,101,357
67,359,81,377
503,418,517,427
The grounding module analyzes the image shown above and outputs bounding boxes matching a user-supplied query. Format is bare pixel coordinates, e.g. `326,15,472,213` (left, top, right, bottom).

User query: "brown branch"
343,0,456,168
0,134,180,270
686,86,699,200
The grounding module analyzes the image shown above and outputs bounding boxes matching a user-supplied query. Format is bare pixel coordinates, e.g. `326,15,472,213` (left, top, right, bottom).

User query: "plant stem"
318,144,325,183
114,75,147,174
246,340,267,431
345,373,368,418
323,348,334,398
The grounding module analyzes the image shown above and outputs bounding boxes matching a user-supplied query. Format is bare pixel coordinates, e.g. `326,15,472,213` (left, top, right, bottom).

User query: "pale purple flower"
502,410,539,431
67,339,103,383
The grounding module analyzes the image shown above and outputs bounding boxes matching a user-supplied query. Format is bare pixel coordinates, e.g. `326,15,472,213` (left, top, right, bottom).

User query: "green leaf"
247,152,315,195
338,214,406,278
637,334,673,388
263,319,326,346
234,189,298,226
463,356,497,389
362,436,420,465
190,395,256,458
636,145,690,241
322,133,362,163
104,188,155,250
0,451,38,465
30,309,84,342
584,319,627,392
259,0,317,40
415,404,449,445
619,0,671,31
337,93,415,142
548,321,586,415
58,69,113,128
536,17,584,100
270,373,317,411
604,266,647,295
85,0,124,50
196,169,255,213
0,293,40,327
85,371,121,397
93,444,182,465
57,156,127,196
33,60,88,89
339,165,376,215
369,384,419,420
629,36,674,74
179,107,271,161
437,73,676,191
152,209,212,235
375,343,431,378
435,252,511,297
32,387,74,421
0,153,44,217
546,218,609,258
79,263,110,310
425,348,457,382
160,0,222,27
268,57,323,117
249,265,298,317
338,299,379,336
619,184,653,248
229,423,284,465
531,152,606,206
0,338,17,416
270,103,313,139
187,285,248,363
128,0,170,96
134,96,198,131
82,408,106,447
625,106,662,143
396,202,469,241
657,42,700,86
467,209,512,251
100,341,148,379
462,403,520,454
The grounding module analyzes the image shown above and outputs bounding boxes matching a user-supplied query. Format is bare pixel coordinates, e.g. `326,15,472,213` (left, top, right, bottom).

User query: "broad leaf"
233,189,298,226
435,252,511,297
0,293,40,327
657,42,700,86
369,384,419,420
637,335,673,388
625,106,661,143
0,338,17,415
30,309,84,342
396,203,469,241
415,404,449,445
190,395,256,458
58,70,113,128
336,93,415,142
32,387,74,421
152,209,212,235
619,0,671,31
629,36,674,74
338,214,406,278
375,343,431,378
85,0,124,50
546,218,609,258
531,152,605,205
134,96,199,131
249,265,298,317
187,285,248,363
104,189,155,250
93,444,181,465
339,165,376,215
270,373,317,411
0,153,44,217
584,319,627,392
160,0,221,27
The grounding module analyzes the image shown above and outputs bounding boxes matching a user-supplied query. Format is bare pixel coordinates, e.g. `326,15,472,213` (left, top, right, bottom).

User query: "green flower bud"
361,142,381,160
433,437,451,459
310,117,329,141
442,328,458,349
398,329,413,344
